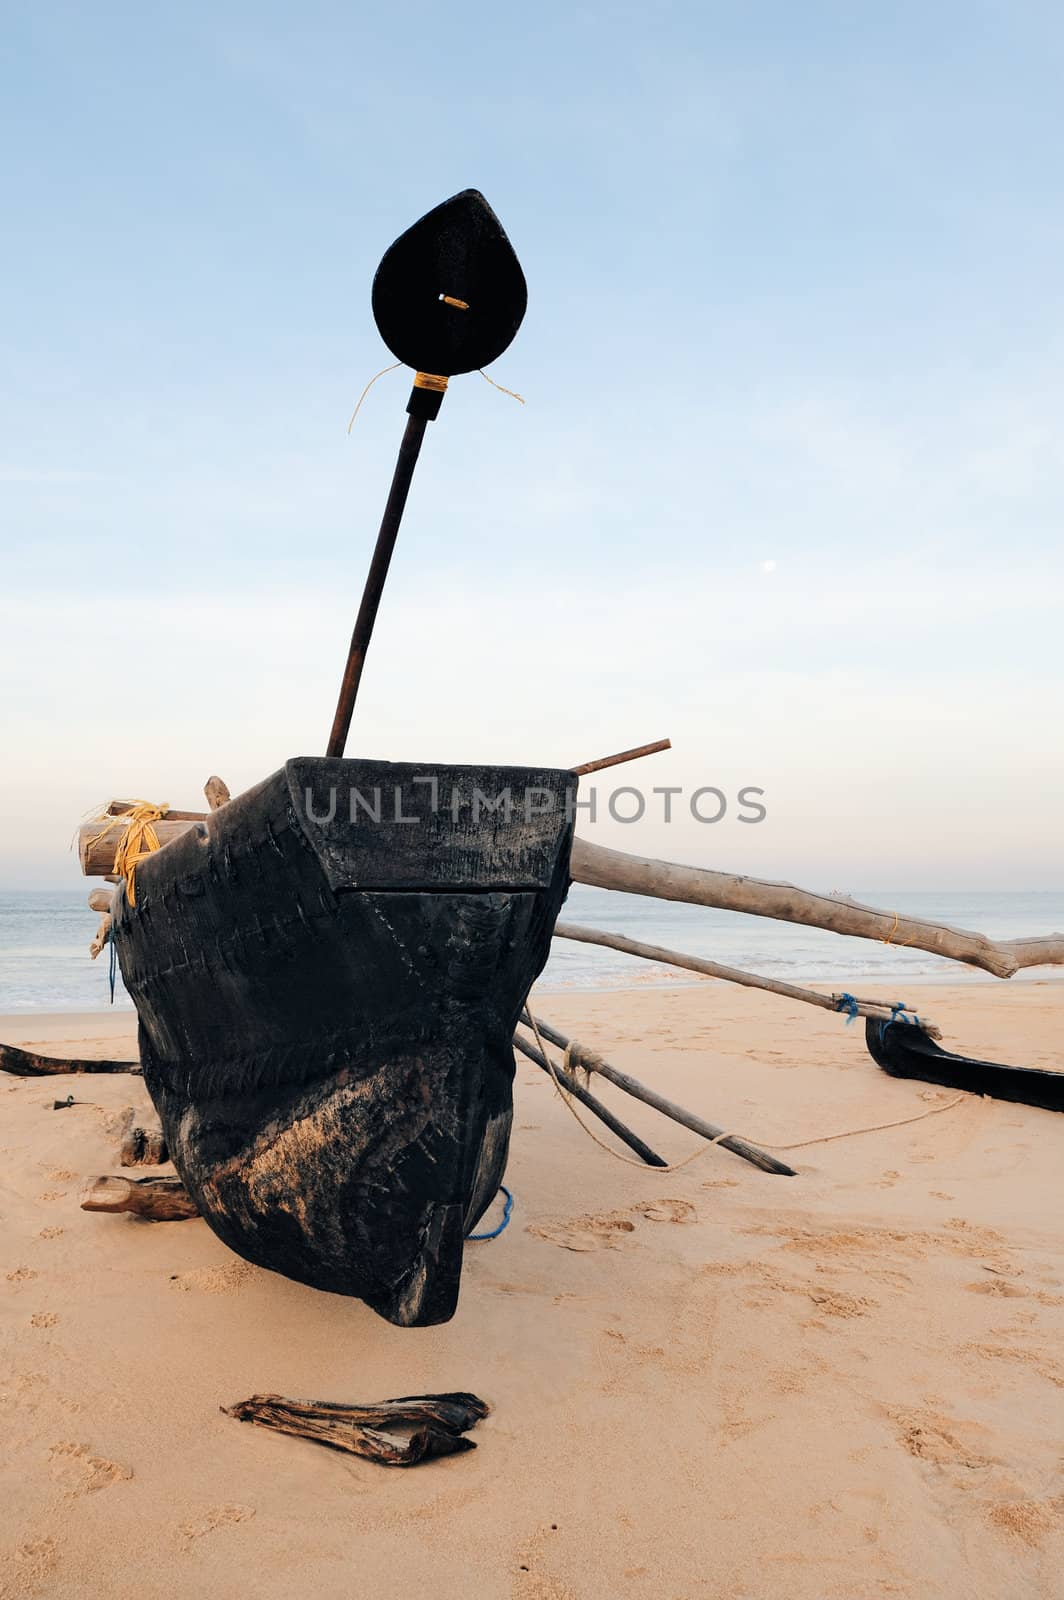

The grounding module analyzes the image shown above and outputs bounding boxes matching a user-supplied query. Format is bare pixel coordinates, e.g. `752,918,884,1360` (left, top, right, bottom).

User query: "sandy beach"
1,978,1062,1599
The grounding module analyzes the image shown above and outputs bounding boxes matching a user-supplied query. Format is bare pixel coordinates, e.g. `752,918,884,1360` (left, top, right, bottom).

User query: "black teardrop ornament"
372,189,527,388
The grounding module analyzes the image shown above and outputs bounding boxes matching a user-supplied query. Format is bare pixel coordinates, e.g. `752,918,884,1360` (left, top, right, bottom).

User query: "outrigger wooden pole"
523,1012,796,1177
513,1031,667,1167
552,922,943,1039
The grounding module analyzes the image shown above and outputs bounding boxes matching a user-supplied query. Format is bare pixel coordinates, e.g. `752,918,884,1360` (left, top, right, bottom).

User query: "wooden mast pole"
326,413,429,757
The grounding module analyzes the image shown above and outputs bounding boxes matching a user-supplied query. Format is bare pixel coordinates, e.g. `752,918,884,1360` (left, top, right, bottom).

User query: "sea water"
1,886,1062,1013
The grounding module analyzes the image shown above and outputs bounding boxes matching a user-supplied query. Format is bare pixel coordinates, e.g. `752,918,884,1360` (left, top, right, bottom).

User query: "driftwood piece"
526,1013,796,1177
80,1175,199,1220
119,1107,169,1166
224,1391,490,1467
0,1042,138,1077
569,838,1064,979
513,1030,667,1166
553,922,943,1040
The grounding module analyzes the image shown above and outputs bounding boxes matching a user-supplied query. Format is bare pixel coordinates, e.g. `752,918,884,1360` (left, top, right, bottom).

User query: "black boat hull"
864,1018,1064,1113
112,758,573,1326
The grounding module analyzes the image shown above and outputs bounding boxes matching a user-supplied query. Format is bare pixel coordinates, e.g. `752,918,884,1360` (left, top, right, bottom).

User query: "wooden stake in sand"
118,1108,169,1167
513,1030,667,1166
523,1012,796,1177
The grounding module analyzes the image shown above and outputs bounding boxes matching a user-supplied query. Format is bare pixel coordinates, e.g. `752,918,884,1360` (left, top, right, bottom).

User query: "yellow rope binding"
87,801,170,906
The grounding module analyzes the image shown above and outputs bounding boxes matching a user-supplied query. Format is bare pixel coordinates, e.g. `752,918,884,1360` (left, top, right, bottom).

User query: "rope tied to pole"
522,994,969,1169
86,801,169,906
835,992,860,1025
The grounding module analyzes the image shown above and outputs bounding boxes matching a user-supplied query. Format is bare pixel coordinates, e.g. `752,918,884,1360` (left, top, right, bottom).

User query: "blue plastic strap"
835,992,859,1025
468,1185,513,1241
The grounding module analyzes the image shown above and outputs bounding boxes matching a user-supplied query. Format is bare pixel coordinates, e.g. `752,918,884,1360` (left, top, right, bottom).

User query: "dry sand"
1,980,1063,1599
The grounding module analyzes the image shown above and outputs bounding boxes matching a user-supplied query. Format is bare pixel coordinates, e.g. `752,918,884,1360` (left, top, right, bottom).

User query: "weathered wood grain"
552,922,942,1039
570,838,1064,978
119,1108,169,1166
0,1042,138,1077
80,1175,198,1220
224,1391,489,1467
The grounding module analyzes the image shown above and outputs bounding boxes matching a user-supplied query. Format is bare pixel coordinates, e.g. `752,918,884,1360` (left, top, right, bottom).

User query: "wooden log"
572,738,671,777
88,888,114,913
119,1107,169,1166
526,1013,796,1177
224,1391,489,1467
204,776,231,811
512,1031,667,1166
0,1042,138,1077
552,922,943,1040
105,801,207,821
80,1175,198,1220
79,816,205,877
569,838,1064,979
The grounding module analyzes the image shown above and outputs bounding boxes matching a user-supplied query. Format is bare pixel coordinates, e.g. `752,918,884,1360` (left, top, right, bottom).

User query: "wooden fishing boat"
110,758,572,1325
57,189,1064,1333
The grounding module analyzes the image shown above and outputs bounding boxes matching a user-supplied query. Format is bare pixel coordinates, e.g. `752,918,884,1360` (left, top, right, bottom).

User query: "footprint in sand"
632,1198,697,1224
2,1535,61,1593
527,1213,635,1253
168,1262,255,1294
38,1227,64,1241
47,1442,132,1496
805,1288,877,1319
177,1505,255,1543
6,1267,38,1283
30,1313,59,1329
890,1407,994,1469
986,1497,1064,1547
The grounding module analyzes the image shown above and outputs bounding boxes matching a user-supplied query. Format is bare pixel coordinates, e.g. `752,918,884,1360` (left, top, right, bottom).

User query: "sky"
1,0,1062,891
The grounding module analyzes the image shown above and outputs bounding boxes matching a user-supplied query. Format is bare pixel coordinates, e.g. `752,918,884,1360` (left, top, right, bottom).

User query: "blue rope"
889,1002,921,1028
468,1185,513,1241
835,992,859,1025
